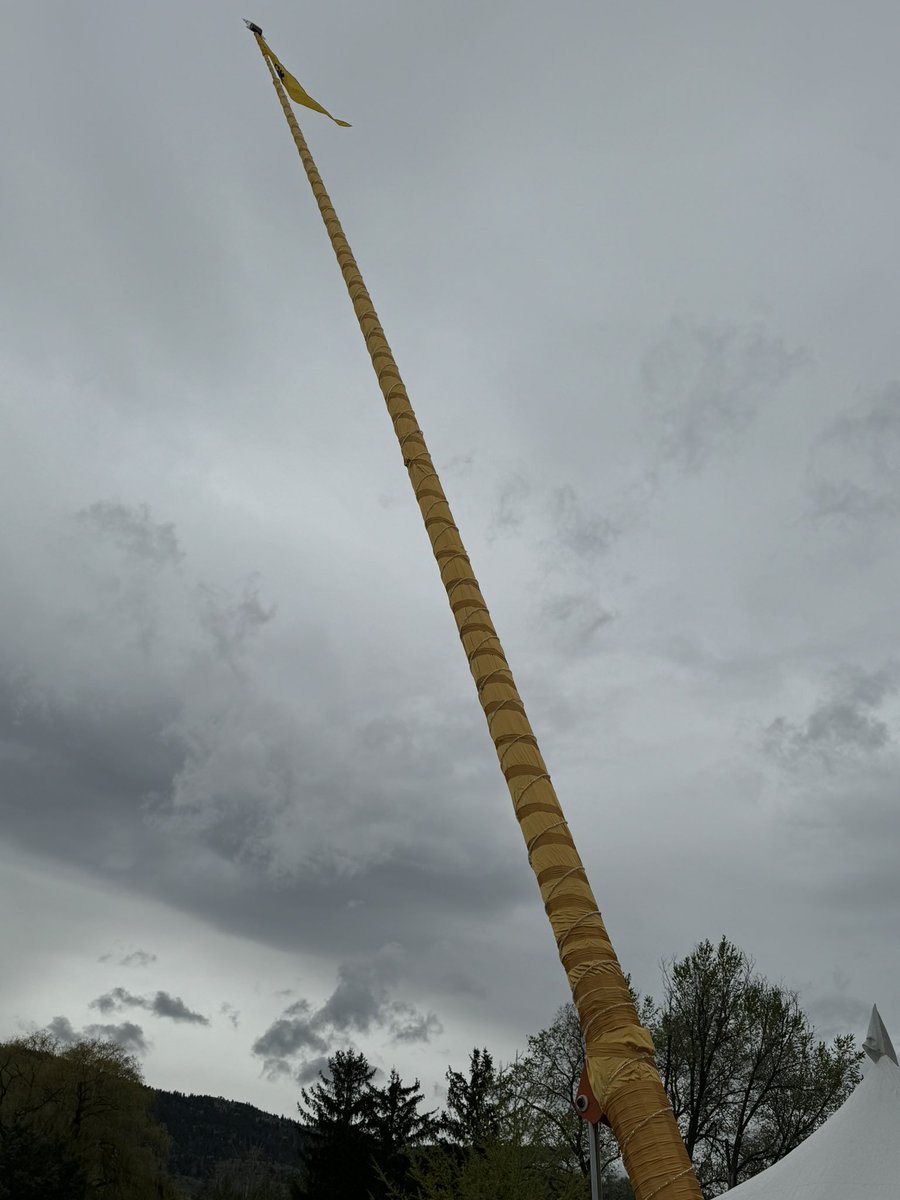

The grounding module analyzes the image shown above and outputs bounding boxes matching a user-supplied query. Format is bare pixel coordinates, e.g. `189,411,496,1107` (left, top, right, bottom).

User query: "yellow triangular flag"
260,37,351,128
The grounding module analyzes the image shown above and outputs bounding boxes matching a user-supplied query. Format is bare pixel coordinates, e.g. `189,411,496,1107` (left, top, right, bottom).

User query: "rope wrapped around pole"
248,31,702,1200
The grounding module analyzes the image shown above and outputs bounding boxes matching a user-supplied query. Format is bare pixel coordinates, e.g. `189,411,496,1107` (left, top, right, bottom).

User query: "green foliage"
0,1032,177,1200
652,936,864,1194
404,943,860,1200
510,1002,619,1183
401,1139,589,1200
441,1049,507,1150
390,1036,611,1200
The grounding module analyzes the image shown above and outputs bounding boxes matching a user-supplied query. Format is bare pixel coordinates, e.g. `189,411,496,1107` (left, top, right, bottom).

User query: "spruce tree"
441,1047,505,1151
368,1068,435,1197
293,1050,377,1200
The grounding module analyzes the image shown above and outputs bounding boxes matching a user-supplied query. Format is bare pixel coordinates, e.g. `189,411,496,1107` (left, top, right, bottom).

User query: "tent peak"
863,1005,898,1065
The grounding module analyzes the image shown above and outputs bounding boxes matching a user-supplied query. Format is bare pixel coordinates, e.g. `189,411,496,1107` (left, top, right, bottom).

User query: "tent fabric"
727,1008,900,1200
864,1004,898,1065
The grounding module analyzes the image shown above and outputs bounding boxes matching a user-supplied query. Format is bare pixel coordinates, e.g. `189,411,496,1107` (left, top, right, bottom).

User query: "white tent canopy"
727,1006,899,1200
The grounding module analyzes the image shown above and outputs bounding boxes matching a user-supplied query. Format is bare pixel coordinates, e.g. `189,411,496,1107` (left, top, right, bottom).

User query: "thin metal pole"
589,1121,604,1200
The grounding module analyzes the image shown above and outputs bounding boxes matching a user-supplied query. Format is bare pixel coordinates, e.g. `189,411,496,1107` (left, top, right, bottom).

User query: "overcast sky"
2,0,899,1119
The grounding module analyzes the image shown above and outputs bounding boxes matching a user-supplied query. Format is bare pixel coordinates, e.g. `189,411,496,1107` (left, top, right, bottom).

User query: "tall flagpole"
247,26,701,1200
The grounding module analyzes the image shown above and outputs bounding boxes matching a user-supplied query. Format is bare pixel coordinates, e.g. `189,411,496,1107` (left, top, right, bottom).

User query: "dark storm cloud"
642,319,806,473
0,491,530,980
808,384,900,523
764,664,899,770
90,987,209,1025
0,672,185,873
1,636,529,951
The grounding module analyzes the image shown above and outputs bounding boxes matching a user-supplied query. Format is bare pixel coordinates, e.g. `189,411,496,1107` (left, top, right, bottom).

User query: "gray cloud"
124,949,157,967
252,946,441,1082
539,591,615,653
318,948,404,1033
195,579,277,674
152,992,210,1025
642,319,806,473
221,1003,240,1029
388,1004,443,1044
765,664,899,771
98,948,157,967
91,987,144,1015
77,501,183,568
489,476,617,562
488,473,532,540
84,1022,150,1056
296,1056,331,1086
253,1018,329,1081
252,1013,329,1059
548,485,616,560
808,974,871,1043
46,1015,79,1045
808,384,900,523
90,987,209,1025
45,1015,149,1057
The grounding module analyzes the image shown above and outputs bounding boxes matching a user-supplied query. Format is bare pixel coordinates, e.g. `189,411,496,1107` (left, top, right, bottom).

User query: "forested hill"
151,1088,310,1194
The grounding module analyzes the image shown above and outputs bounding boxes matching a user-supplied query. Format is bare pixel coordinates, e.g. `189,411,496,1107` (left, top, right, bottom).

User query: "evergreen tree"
368,1068,435,1197
293,1049,377,1200
441,1048,505,1150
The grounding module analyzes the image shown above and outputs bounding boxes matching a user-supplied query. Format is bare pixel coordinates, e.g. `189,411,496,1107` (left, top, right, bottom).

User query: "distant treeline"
150,1090,309,1196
